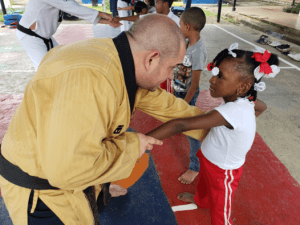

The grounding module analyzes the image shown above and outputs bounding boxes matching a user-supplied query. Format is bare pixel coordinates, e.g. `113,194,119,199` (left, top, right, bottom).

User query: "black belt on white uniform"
16,11,63,51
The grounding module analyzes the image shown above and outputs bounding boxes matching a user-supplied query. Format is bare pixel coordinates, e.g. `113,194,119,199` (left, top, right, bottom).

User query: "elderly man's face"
146,44,186,92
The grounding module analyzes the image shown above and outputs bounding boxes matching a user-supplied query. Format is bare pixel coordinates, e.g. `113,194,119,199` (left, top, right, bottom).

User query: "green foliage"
283,3,300,14
0,12,3,22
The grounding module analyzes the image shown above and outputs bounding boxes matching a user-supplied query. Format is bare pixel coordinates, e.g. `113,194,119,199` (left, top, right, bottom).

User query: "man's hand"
109,18,122,28
137,133,163,158
99,12,113,21
98,17,122,28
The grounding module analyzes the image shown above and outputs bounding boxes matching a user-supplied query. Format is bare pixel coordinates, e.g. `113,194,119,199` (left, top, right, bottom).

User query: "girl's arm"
117,6,135,10
98,18,122,28
254,99,267,117
146,110,229,140
114,15,140,22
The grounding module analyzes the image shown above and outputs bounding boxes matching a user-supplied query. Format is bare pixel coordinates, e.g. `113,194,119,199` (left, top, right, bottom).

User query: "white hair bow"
212,67,219,76
254,82,266,92
228,43,238,57
254,65,280,81
252,46,265,54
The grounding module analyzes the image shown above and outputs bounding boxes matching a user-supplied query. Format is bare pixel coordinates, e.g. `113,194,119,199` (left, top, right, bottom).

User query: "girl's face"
209,58,243,103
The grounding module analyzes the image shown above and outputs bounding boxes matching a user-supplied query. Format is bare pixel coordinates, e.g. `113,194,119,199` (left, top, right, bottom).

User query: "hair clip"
212,67,219,76
207,62,215,71
254,82,266,92
228,42,238,57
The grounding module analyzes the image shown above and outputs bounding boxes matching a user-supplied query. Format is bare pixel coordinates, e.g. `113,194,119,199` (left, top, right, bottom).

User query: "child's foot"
109,184,127,197
177,192,196,204
178,170,199,184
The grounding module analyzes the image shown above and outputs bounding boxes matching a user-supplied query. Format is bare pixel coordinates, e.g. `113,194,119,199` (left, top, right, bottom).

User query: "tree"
92,0,98,7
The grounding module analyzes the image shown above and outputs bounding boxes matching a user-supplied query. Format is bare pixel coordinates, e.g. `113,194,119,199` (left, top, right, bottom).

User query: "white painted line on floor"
172,204,198,212
278,67,296,69
213,24,300,71
2,70,35,72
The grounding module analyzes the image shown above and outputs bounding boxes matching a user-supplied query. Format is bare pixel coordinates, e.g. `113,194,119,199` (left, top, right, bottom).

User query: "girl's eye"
217,73,221,78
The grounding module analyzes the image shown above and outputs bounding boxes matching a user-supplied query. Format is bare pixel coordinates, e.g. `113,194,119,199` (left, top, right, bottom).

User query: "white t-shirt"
148,6,156,13
139,10,179,27
201,98,256,170
167,10,180,27
17,0,99,40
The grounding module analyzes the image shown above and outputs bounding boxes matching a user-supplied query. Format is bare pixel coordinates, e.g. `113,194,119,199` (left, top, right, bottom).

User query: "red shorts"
160,79,172,93
194,149,243,225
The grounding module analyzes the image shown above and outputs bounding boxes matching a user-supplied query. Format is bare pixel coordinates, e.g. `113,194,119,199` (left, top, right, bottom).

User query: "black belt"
17,23,54,52
0,144,110,225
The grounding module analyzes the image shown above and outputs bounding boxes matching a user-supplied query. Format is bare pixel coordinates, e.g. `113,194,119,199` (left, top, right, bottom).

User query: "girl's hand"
117,7,122,10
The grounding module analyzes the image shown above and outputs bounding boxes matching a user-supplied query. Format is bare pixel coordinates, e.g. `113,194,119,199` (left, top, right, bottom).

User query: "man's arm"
184,70,201,104
254,99,267,117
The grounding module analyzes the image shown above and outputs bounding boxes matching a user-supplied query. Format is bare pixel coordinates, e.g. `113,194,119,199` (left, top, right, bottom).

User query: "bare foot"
109,184,127,197
178,192,196,204
178,170,199,184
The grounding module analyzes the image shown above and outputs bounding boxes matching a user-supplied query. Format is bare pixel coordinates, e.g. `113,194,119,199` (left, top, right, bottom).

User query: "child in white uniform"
117,0,133,32
17,0,118,70
146,43,280,224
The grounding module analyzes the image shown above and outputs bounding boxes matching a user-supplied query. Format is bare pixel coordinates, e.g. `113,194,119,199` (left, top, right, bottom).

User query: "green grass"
88,0,112,14
0,12,3,22
283,3,300,14
203,10,217,17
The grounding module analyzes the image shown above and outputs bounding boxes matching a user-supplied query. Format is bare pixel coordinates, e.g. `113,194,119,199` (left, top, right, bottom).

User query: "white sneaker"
269,41,282,47
288,53,300,61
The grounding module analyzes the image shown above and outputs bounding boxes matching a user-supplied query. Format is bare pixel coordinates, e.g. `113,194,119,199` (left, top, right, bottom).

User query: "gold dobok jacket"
0,36,206,224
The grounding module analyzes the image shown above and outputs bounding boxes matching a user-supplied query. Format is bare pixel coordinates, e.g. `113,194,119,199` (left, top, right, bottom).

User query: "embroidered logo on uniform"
113,125,124,134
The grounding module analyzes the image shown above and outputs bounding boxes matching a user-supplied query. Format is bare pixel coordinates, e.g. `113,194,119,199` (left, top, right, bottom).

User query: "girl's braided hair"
212,48,279,102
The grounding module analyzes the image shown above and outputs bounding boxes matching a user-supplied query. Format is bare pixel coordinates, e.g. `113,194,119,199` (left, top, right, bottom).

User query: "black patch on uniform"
113,125,124,134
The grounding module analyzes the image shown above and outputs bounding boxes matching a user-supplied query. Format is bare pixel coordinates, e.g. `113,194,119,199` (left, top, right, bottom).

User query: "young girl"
146,43,280,224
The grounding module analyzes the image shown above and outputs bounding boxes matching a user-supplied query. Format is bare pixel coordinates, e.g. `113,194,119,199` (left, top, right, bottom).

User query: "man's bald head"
127,14,185,63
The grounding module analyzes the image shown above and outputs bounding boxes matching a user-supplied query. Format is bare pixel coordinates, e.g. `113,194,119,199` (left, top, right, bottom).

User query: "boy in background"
115,0,179,27
172,7,207,184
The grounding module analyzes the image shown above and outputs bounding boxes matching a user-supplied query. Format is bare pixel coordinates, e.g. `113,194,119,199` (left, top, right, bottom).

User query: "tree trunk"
92,0,98,7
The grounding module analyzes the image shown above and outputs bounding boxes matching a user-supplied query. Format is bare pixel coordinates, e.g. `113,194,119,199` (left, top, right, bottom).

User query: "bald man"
0,14,207,225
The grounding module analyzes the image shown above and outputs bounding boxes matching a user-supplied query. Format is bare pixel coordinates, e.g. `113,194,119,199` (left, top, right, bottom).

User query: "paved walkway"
202,4,300,31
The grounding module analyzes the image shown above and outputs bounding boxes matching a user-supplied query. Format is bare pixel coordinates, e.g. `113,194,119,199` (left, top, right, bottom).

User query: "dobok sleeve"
136,87,208,141
40,69,140,192
44,0,99,24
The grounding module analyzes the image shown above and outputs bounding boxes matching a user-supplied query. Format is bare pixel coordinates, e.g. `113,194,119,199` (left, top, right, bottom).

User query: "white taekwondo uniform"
16,0,100,70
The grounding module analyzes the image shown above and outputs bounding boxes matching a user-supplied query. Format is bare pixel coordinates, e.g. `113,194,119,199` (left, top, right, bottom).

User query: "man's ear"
145,51,160,73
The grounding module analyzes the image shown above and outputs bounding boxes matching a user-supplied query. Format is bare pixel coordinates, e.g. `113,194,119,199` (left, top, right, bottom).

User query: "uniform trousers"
194,149,243,225
17,30,59,70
